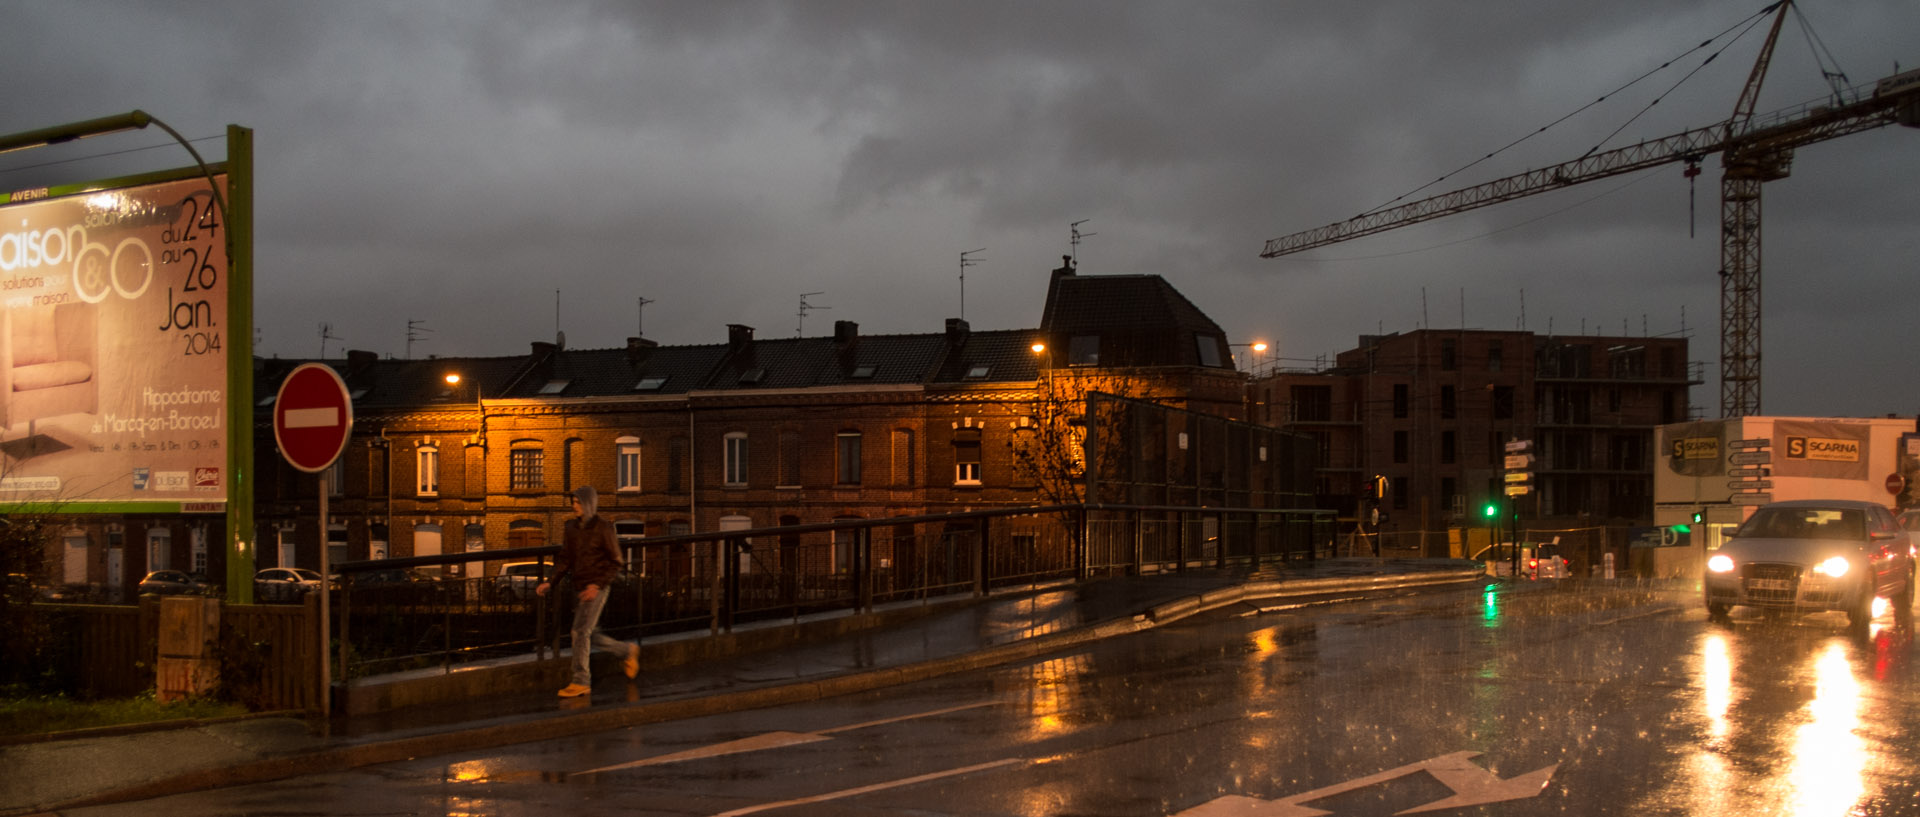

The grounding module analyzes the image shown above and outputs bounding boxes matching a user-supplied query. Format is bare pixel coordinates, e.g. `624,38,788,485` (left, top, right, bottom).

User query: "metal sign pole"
317,476,330,719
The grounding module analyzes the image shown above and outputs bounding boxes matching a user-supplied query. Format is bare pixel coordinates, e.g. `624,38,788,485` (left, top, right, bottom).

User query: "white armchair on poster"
0,302,98,455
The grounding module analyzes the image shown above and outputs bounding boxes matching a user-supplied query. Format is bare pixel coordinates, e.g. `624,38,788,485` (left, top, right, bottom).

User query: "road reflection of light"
1017,654,1092,741
443,759,497,783
1481,585,1499,627
1702,633,1731,743
1787,644,1865,817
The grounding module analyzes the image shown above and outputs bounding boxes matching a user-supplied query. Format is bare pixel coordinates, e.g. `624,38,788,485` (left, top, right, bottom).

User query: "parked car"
254,567,325,603
137,569,208,596
1529,542,1570,579
1473,542,1562,579
494,561,552,600
1703,499,1916,629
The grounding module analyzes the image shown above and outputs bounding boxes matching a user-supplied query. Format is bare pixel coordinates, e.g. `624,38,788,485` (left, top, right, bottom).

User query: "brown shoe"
623,643,640,679
556,683,591,698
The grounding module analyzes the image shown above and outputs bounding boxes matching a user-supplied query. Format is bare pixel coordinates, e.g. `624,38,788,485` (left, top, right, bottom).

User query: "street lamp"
1229,341,1270,373
446,372,484,446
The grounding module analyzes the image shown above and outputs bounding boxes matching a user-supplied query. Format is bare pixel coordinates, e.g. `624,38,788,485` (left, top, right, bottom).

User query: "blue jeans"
568,587,631,686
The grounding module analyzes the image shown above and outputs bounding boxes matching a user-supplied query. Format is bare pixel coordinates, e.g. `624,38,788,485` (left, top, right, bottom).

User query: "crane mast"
1261,0,1918,417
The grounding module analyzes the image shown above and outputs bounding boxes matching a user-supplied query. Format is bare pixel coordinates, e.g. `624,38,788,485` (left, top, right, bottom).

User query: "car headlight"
1813,556,1850,577
1707,554,1736,573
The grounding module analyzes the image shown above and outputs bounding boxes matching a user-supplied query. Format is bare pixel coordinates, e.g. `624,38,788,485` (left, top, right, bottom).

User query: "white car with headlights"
1703,499,1915,629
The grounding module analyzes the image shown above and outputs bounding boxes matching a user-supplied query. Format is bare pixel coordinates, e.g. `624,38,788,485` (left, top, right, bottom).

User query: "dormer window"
850,365,877,379
1069,335,1100,366
739,368,766,385
634,376,668,391
965,365,991,379
539,380,570,395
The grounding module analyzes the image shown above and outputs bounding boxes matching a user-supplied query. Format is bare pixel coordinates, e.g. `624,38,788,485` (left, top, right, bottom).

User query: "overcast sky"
4,1,1915,418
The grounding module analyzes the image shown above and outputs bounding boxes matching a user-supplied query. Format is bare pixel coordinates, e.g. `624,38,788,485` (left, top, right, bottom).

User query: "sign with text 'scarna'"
0,173,229,507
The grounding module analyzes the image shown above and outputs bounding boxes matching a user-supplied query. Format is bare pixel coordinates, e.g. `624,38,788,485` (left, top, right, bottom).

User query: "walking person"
538,485,639,697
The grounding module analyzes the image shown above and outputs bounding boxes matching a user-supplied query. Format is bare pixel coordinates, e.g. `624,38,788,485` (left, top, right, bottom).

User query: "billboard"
0,171,229,509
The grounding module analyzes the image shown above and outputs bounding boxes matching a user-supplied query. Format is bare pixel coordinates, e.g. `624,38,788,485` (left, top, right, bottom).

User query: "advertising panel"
0,172,228,508
1771,419,1868,481
1662,420,1725,477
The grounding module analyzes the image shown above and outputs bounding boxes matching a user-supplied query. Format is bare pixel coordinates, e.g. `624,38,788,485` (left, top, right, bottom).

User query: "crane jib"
1259,82,1917,259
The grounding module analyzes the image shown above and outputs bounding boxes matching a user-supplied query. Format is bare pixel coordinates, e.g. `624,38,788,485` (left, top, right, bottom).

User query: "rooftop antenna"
554,289,561,345
406,319,432,359
636,296,655,337
318,323,341,358
959,248,985,320
1070,219,1095,266
797,291,829,337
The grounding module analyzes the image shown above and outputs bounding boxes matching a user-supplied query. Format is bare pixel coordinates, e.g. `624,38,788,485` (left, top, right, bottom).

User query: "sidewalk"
0,558,1484,816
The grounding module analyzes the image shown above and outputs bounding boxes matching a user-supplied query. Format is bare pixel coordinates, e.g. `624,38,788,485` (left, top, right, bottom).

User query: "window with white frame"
953,433,982,485
832,517,860,573
836,431,862,485
616,436,642,491
147,527,171,571
724,432,749,487
510,445,544,491
416,445,439,496
190,527,208,574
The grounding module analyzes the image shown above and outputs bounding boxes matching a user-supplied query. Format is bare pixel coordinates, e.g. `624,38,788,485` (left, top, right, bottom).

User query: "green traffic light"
1482,503,1498,518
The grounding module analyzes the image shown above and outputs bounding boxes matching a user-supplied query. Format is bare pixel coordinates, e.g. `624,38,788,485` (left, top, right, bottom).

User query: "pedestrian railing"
327,503,1332,684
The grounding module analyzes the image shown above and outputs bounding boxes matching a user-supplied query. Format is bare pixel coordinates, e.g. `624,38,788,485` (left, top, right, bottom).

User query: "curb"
24,568,1478,814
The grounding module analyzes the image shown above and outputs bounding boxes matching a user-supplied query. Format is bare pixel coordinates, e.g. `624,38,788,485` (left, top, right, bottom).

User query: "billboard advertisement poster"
0,173,229,508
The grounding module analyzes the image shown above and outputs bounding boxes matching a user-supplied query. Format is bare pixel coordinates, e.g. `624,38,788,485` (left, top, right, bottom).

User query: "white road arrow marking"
1399,751,1558,814
1173,751,1557,817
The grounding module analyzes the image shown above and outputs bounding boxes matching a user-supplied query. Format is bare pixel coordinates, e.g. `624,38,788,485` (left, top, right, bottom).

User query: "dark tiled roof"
1040,271,1232,369
253,263,1238,411
931,328,1045,384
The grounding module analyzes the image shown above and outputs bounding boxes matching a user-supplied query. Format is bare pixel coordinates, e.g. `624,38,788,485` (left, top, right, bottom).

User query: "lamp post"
445,372,483,445
1229,341,1269,373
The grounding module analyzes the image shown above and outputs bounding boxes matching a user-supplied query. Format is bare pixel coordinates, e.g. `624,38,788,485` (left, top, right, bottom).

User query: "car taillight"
1528,559,1538,568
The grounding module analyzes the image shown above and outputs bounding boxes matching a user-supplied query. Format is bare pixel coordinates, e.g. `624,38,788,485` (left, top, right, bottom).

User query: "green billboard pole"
226,124,256,604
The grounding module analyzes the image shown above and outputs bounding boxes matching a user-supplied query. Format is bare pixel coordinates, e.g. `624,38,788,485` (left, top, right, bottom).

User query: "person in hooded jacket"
537,485,639,697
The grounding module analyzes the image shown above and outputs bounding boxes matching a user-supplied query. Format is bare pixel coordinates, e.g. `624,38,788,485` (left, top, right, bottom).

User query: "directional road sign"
1729,480,1774,491
1729,451,1771,465
273,363,354,473
1729,438,1771,450
1730,492,1773,506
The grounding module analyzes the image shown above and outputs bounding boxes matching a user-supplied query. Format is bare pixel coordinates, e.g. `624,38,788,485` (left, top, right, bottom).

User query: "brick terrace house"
1249,328,1698,537
241,258,1258,582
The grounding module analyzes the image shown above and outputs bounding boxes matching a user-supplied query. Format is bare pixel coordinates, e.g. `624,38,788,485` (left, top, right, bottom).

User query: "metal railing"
328,503,1334,681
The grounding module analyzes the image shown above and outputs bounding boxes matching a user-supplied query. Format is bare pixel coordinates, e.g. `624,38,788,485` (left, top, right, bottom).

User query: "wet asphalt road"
63,579,1920,816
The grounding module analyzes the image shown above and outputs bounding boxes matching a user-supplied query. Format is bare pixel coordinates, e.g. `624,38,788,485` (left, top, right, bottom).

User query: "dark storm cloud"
2,0,1915,416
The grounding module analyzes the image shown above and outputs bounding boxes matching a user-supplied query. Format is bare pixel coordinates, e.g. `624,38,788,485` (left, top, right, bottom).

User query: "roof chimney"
945,318,970,347
625,336,657,368
346,349,378,375
833,320,859,347
728,324,755,352
1052,254,1076,282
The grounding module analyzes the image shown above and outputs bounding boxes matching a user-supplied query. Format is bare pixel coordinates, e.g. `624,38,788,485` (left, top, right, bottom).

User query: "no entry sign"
273,363,354,473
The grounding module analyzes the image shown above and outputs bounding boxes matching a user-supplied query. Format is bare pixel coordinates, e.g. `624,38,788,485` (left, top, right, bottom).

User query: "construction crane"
1261,1,1919,417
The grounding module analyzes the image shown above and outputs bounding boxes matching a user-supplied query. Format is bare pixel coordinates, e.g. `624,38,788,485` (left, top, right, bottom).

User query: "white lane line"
815,700,998,735
708,758,1029,817
577,700,999,776
577,732,832,775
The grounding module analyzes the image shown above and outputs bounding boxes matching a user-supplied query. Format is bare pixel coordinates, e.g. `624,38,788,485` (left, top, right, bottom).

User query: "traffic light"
1482,500,1499,519
1692,511,1704,524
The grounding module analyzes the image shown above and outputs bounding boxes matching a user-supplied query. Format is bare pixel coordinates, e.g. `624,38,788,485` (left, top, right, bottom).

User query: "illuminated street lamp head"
445,373,461,386
1031,343,1045,354
1251,342,1268,353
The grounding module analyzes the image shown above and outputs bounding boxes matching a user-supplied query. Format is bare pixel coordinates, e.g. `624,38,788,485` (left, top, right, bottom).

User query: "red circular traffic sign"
1888,472,1907,496
273,363,354,473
